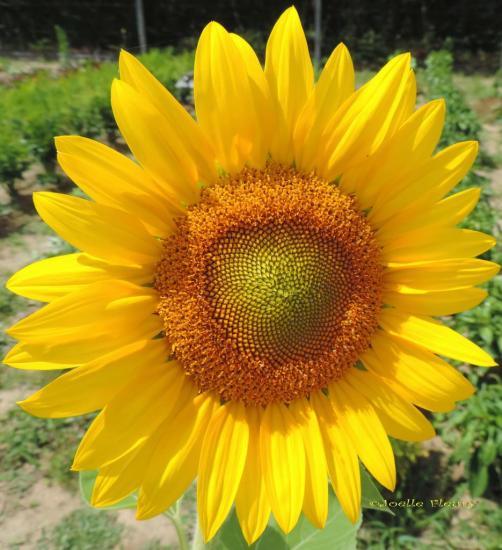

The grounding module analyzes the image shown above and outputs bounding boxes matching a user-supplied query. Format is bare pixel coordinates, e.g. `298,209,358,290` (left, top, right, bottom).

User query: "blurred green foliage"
0,48,193,200
438,381,502,497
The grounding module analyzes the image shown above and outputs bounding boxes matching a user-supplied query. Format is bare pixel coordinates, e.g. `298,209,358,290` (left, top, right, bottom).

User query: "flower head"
4,6,498,544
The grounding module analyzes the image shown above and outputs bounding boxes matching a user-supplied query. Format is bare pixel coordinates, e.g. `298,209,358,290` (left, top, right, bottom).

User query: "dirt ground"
0,478,177,549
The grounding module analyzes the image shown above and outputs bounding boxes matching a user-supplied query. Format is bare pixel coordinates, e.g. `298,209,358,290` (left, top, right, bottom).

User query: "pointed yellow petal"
384,258,500,291
295,43,354,168
229,33,269,99
198,402,249,542
346,99,445,207
72,363,192,470
92,433,158,508
370,141,478,226
119,50,215,183
5,253,152,302
260,402,306,534
111,79,201,206
344,369,435,442
290,398,328,528
383,286,488,316
33,192,161,266
265,6,313,164
194,23,269,172
321,54,412,180
3,316,160,370
235,407,271,545
328,380,396,491
364,99,444,201
137,393,218,519
311,391,361,523
17,340,167,418
382,228,495,263
379,309,496,366
7,280,158,344
363,332,474,412
397,68,417,126
378,188,480,241
56,144,174,237
55,135,165,198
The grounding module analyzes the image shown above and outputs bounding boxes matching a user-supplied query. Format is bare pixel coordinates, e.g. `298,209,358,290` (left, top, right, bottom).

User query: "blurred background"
0,1,501,549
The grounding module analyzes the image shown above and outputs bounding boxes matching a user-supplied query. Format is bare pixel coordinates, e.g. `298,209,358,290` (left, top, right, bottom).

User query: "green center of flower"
206,222,348,366
155,165,383,405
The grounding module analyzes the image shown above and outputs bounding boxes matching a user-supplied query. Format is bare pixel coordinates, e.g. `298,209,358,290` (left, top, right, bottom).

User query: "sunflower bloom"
4,6,498,544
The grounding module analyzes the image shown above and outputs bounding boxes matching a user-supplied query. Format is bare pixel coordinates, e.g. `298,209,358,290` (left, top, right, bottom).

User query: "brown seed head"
155,165,383,405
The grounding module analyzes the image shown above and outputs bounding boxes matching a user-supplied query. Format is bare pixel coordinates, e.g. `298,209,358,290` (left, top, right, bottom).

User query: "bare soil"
0,478,177,549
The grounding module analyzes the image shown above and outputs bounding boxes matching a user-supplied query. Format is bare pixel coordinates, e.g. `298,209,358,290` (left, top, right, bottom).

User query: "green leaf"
469,465,489,497
479,440,497,466
209,489,361,550
208,512,286,550
79,470,137,510
496,336,502,353
360,465,393,514
479,326,493,345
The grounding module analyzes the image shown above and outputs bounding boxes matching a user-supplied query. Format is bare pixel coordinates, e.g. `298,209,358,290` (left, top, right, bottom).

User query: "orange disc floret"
155,165,384,405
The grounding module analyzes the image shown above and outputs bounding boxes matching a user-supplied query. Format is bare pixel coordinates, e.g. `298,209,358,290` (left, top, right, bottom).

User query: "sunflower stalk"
190,516,206,550
164,499,190,550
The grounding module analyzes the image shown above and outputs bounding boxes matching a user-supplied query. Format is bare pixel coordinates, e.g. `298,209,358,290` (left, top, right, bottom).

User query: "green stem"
165,509,190,550
191,515,206,550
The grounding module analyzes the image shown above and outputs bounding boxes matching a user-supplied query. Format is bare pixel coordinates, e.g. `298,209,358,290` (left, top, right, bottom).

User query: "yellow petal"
137,393,218,519
55,134,179,228
198,401,249,542
295,43,354,167
320,54,412,180
328,380,396,491
111,79,201,206
378,188,480,241
119,50,215,183
229,34,267,94
260,402,306,534
3,317,160,370
6,253,152,302
344,369,435,442
230,32,275,161
347,99,445,207
370,140,478,226
397,68,418,126
7,280,158,344
235,407,271,545
72,363,192,470
363,332,474,412
310,391,361,523
384,258,500,291
17,339,167,418
290,398,328,528
382,228,495,263
265,6,313,164
33,192,162,266
379,309,496,366
383,286,488,315
194,23,269,172
92,433,158,508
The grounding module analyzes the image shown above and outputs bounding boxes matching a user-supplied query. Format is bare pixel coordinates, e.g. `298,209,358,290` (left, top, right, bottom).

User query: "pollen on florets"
155,164,383,406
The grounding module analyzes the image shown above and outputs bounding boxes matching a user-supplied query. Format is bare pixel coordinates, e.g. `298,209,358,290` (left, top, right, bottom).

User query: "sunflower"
4,6,498,544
